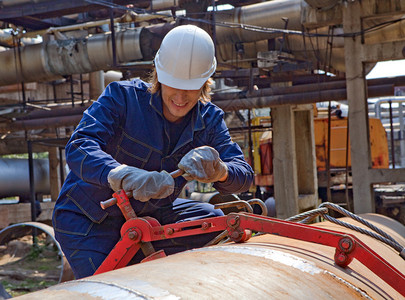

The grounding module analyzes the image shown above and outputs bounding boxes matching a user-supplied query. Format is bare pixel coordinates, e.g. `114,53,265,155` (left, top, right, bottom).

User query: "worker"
52,24,254,279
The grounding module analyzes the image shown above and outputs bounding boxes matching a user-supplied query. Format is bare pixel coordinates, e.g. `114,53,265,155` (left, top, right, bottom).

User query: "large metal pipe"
214,0,302,44
0,0,404,87
0,114,83,133
13,213,405,299
0,158,49,198
213,84,394,111
0,28,142,86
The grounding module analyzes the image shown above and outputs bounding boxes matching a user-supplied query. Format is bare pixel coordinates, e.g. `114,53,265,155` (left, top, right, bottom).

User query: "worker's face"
161,84,201,123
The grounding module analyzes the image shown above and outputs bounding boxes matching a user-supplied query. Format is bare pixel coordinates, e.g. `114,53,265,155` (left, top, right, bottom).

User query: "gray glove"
178,146,228,183
107,165,174,202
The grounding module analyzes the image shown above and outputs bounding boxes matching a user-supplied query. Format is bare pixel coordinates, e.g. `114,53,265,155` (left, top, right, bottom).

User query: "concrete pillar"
272,105,299,219
271,104,318,219
89,71,105,100
294,104,318,197
343,1,374,213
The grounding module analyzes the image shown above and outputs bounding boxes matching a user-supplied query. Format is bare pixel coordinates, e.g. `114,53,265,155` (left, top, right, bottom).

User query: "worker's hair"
148,69,213,104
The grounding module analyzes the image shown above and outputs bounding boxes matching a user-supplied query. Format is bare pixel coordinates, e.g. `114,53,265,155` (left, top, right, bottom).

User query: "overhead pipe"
215,75,405,100
213,84,394,111
304,0,339,9
16,104,90,120
0,0,49,6
12,214,405,299
214,0,302,44
0,114,83,133
0,27,143,86
0,0,404,87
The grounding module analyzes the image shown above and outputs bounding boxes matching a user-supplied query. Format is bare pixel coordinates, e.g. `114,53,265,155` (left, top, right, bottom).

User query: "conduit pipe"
13,214,405,299
213,84,394,112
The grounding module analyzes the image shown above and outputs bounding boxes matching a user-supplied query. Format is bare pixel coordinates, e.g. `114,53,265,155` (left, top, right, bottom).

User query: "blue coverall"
52,79,254,278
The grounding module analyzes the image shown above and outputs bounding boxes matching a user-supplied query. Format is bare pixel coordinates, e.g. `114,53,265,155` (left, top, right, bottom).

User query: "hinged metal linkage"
95,192,405,297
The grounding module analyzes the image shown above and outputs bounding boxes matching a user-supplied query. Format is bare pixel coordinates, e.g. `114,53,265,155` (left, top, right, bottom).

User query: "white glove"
178,146,228,183
107,165,174,202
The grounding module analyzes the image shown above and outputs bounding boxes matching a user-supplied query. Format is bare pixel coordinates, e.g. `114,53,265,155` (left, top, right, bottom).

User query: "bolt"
201,222,210,230
230,230,242,240
339,237,354,252
166,227,174,235
128,231,137,240
341,240,350,250
228,216,239,226
336,253,347,264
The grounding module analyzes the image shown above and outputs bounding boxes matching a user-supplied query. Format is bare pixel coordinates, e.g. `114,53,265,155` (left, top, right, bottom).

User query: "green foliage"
1,152,48,159
2,279,57,297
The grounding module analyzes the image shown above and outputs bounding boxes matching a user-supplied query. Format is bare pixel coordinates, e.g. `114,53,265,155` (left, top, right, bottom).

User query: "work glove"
178,146,228,183
107,165,174,202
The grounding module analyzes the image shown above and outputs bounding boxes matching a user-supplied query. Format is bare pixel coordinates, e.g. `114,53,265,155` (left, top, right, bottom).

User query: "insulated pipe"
0,0,403,86
13,214,405,299
149,0,180,10
0,158,49,198
0,28,143,86
214,0,302,44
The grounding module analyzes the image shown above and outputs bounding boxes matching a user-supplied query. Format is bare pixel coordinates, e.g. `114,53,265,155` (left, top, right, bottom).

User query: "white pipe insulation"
0,28,143,86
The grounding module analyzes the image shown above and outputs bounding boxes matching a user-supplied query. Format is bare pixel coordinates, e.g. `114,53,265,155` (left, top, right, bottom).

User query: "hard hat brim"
156,67,211,90
156,58,216,90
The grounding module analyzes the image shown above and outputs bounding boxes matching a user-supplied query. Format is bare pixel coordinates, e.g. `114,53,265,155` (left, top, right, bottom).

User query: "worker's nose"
172,90,187,103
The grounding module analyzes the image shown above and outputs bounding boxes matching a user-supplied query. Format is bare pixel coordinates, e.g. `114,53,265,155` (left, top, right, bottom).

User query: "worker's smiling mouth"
172,100,187,107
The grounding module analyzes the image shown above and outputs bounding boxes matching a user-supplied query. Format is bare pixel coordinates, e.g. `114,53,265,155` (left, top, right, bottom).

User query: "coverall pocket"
115,132,153,168
53,183,108,236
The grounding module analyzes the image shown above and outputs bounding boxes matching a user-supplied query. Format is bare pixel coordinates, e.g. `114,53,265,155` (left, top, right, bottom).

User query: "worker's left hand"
178,146,228,183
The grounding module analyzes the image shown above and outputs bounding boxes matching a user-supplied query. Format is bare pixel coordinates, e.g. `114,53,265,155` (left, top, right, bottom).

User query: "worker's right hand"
107,165,174,202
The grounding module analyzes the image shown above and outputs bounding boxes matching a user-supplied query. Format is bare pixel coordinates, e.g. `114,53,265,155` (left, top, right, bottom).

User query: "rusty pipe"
213,84,394,112
0,114,83,133
213,74,405,100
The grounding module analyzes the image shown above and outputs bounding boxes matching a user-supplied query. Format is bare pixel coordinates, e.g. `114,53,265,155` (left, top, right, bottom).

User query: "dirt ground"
0,233,61,298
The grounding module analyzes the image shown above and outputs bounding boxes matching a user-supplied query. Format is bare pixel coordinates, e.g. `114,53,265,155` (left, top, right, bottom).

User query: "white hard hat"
154,25,217,90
